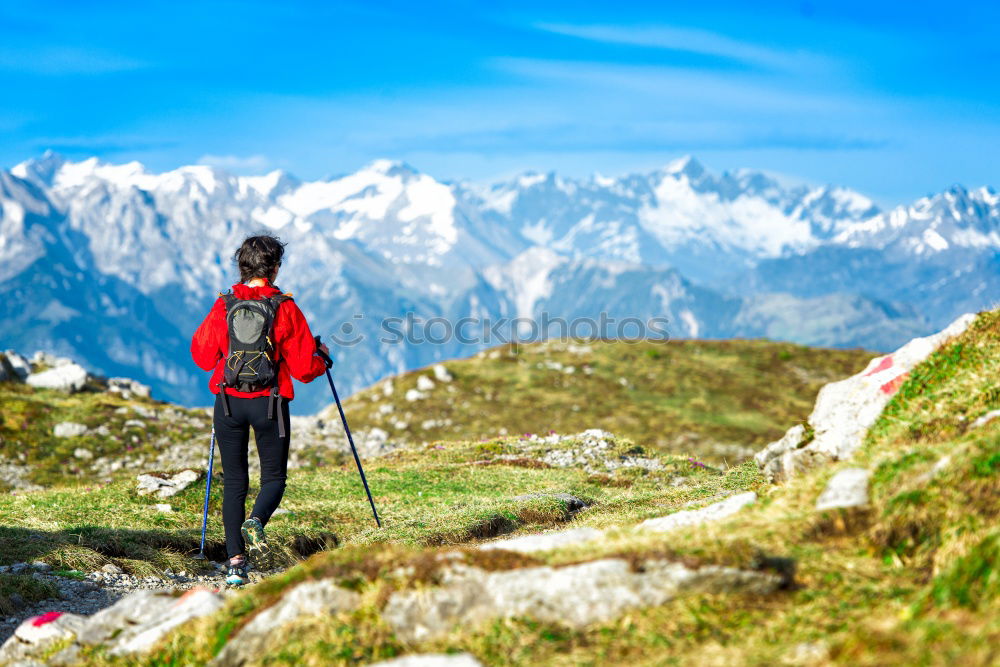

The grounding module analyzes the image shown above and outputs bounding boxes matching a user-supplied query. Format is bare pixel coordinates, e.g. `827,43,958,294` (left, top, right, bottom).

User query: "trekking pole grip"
314,335,333,369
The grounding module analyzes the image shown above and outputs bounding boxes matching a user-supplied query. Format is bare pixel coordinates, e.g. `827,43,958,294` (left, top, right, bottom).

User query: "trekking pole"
194,426,216,560
316,336,382,528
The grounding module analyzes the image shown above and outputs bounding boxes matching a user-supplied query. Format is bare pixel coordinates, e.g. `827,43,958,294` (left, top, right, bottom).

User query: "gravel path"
0,562,281,643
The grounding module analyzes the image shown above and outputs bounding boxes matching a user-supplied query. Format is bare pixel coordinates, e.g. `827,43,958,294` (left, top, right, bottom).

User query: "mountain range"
1,151,996,412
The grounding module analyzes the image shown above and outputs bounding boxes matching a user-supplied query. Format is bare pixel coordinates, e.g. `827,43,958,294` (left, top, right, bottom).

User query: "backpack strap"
220,291,237,313
268,293,292,309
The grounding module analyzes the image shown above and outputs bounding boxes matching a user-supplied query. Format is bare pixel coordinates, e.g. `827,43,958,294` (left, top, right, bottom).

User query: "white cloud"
490,57,863,115
534,23,828,73
197,154,270,172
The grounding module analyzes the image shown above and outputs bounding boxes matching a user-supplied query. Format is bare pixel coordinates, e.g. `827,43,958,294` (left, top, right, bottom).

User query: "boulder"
26,363,90,392
135,470,200,498
369,654,482,667
76,590,175,645
107,377,152,398
53,422,88,438
106,588,224,655
639,492,758,533
0,353,18,383
0,612,88,664
383,558,781,642
480,527,603,554
74,447,94,460
432,364,453,382
213,580,361,665
815,468,871,511
756,313,977,481
3,350,31,380
417,376,435,391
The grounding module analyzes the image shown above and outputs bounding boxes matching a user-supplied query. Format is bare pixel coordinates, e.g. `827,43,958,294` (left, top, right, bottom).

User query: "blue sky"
0,0,997,205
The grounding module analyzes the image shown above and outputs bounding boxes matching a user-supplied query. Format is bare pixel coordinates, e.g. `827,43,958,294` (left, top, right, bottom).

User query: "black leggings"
213,393,291,558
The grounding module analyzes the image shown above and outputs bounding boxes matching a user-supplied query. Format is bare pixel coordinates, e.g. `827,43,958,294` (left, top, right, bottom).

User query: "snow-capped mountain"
1,151,995,412
461,155,880,286
752,185,1000,324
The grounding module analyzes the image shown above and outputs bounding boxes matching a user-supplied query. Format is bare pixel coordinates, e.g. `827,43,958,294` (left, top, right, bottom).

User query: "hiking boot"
241,517,272,570
225,556,248,586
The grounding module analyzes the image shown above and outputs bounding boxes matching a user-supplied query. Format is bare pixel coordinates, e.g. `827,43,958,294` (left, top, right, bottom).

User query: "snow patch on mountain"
484,247,566,320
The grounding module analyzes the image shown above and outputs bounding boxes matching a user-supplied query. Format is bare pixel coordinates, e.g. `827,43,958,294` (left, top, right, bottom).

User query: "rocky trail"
0,559,284,645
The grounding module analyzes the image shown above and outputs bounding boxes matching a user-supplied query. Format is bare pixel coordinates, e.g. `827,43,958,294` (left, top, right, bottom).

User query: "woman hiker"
191,233,330,585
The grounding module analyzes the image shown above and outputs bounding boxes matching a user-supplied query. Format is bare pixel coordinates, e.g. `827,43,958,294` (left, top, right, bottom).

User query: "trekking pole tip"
193,552,207,560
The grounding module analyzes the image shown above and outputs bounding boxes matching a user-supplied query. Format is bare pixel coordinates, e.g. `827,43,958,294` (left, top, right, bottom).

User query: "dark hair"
234,234,286,283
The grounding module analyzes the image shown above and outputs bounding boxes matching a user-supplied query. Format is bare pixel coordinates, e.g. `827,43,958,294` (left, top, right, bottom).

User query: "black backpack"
220,292,291,393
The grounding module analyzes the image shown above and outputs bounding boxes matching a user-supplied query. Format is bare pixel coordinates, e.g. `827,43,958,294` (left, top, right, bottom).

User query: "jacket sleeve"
191,298,226,371
275,299,327,383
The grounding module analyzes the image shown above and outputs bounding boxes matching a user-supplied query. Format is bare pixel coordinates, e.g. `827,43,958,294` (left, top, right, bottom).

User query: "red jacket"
191,283,327,400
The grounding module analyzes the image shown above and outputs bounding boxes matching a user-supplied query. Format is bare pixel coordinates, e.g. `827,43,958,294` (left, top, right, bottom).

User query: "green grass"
0,382,210,488
335,338,872,463
0,432,755,576
8,321,1000,665
125,311,999,666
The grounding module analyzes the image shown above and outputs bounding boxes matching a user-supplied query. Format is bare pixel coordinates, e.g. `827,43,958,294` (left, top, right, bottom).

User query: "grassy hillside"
86,310,996,664
3,321,996,665
0,338,870,491
0,383,212,490
336,338,872,462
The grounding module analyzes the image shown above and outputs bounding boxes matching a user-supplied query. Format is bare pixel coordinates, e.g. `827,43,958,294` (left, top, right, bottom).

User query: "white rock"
153,503,172,513
73,447,94,460
383,558,781,642
0,355,18,383
416,375,435,391
971,409,1000,429
639,492,758,533
213,580,360,665
53,422,88,438
753,424,807,479
480,527,603,554
815,468,871,511
107,588,224,655
26,363,89,392
3,350,31,380
432,364,453,382
136,470,201,498
107,377,152,398
755,313,977,481
405,389,426,402
0,612,87,663
31,351,71,367
369,654,482,667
